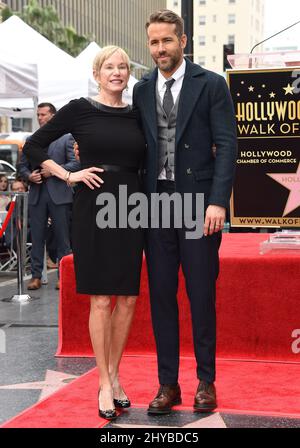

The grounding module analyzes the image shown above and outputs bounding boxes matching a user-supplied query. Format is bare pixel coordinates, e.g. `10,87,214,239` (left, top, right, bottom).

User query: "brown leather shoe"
148,384,182,415
194,380,217,412
55,280,60,290
27,278,42,290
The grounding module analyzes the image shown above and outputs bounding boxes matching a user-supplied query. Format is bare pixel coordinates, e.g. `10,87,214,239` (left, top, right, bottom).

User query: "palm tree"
0,6,13,22
21,0,65,44
57,26,91,57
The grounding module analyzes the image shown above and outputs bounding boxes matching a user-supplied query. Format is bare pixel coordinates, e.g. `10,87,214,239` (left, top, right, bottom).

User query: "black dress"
23,98,146,295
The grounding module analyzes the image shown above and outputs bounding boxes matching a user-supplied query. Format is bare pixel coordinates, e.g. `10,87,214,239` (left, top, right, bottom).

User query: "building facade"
168,0,265,74
0,1,6,20
4,0,166,68
0,2,7,131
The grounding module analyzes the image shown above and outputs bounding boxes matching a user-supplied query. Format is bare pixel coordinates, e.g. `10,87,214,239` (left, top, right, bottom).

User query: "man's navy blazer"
18,133,81,206
133,58,238,209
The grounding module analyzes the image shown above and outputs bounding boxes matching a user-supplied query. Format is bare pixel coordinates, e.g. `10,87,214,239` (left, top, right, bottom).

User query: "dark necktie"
163,79,175,180
163,78,175,117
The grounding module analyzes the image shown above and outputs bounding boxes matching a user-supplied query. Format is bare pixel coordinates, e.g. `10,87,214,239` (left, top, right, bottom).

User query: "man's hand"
40,167,52,178
204,205,226,236
28,169,43,184
74,142,80,161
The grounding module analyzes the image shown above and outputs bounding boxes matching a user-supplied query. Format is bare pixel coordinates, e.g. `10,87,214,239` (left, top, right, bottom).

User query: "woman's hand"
69,167,104,190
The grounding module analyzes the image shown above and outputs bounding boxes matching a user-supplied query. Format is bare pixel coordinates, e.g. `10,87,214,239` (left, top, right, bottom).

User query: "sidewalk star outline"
0,370,78,401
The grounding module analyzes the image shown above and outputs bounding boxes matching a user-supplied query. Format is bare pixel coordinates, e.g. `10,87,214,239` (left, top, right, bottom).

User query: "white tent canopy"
76,41,138,104
0,57,38,118
0,55,38,99
0,16,85,117
0,48,38,122
76,42,102,98
0,17,137,122
76,41,102,65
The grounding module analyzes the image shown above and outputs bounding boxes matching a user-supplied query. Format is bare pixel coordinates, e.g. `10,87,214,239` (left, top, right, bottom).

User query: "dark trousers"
29,184,72,278
145,180,221,385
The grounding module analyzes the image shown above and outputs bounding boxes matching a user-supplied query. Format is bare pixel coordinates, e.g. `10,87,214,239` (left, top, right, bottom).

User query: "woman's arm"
23,100,79,167
23,100,104,190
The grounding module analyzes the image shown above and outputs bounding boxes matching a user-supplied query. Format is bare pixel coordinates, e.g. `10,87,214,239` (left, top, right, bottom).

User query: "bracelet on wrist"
67,174,73,187
64,171,72,186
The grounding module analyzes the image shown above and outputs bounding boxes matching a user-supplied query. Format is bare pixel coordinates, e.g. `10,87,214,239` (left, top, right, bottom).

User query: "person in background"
10,179,27,193
18,102,80,291
0,175,10,212
4,179,29,251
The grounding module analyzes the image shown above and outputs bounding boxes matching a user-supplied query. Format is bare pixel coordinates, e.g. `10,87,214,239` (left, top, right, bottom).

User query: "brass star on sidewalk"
283,83,295,95
0,370,78,401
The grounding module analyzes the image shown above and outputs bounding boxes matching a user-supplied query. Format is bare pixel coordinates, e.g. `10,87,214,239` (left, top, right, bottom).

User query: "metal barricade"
0,191,32,302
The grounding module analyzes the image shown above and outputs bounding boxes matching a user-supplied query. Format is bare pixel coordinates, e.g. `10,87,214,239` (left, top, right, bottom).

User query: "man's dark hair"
11,178,28,191
146,9,184,39
37,102,57,114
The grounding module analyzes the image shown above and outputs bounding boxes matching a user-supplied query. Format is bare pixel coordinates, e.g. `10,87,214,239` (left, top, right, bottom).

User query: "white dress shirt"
157,59,186,104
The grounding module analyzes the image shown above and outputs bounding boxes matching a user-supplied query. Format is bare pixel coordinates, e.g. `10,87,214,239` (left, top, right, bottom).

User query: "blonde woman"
23,46,146,420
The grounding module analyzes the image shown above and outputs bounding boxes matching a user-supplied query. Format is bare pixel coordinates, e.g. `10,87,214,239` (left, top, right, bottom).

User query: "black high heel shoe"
98,389,117,420
113,397,131,409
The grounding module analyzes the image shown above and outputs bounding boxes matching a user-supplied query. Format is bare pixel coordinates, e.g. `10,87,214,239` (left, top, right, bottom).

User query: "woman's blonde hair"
93,46,130,75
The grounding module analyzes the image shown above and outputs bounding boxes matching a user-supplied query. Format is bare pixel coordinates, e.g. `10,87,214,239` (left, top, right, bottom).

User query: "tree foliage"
0,0,91,56
0,6,13,22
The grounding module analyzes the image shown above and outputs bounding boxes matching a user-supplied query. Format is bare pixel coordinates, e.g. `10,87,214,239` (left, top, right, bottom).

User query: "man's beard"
155,50,182,74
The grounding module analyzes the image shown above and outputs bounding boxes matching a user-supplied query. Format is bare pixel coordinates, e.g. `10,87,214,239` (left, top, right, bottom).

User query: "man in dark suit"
133,10,237,414
18,102,80,290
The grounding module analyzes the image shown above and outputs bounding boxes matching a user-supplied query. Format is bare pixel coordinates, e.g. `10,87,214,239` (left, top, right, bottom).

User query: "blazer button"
143,169,147,175
186,168,192,175
184,144,190,149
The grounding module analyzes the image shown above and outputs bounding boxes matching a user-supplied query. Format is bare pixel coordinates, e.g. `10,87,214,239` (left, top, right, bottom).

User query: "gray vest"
156,86,180,177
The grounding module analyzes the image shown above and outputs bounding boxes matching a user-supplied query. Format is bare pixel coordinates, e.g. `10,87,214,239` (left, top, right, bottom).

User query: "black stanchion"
9,193,31,303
